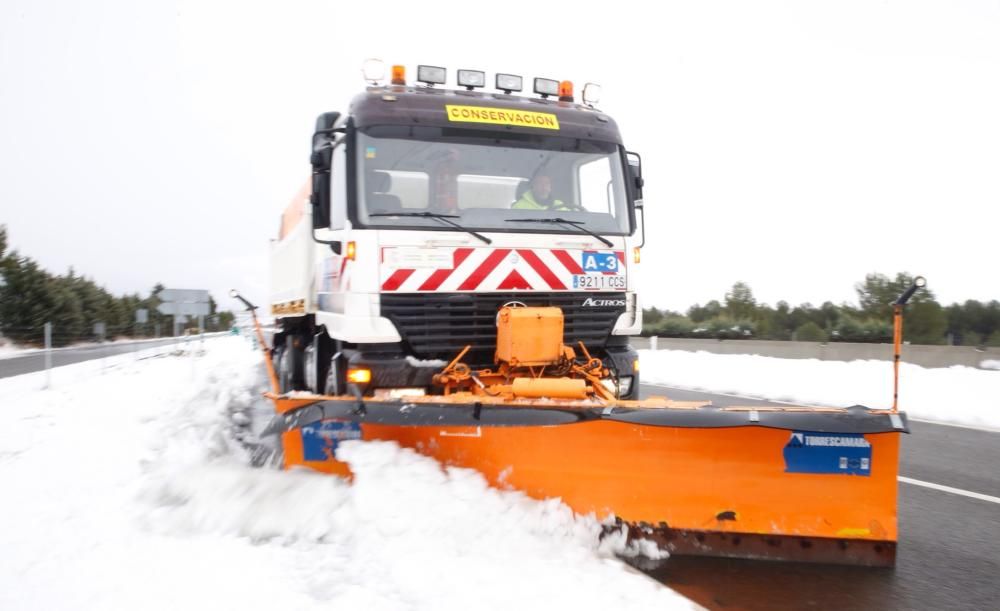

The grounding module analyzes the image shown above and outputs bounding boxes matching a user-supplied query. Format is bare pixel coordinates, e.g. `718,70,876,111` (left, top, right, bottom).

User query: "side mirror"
312,111,341,156
626,151,644,205
311,175,331,230
310,111,340,230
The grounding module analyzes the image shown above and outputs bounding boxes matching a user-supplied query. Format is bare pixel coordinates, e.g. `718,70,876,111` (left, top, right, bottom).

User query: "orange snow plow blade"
238,299,907,567
264,392,907,567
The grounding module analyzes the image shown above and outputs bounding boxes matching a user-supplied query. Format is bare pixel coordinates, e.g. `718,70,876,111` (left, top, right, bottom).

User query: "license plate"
572,274,626,290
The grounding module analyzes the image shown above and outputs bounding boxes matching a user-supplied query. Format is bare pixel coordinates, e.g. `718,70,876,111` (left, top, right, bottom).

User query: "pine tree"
725,282,756,320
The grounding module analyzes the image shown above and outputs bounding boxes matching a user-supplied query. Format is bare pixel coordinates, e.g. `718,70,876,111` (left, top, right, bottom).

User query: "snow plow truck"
244,61,911,566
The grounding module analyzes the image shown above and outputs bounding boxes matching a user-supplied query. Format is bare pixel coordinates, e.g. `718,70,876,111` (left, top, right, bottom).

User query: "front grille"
380,292,627,366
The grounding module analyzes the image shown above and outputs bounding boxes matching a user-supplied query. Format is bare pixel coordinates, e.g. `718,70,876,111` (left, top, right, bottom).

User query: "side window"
330,142,347,229
578,156,613,214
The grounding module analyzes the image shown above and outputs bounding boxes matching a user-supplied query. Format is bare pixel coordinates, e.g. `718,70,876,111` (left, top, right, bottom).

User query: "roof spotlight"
582,82,602,105
457,69,486,90
495,73,523,94
417,65,446,86
362,58,385,84
533,77,559,98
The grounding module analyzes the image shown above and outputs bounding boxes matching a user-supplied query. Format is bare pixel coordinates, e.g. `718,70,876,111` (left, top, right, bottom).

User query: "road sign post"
135,308,148,337
157,289,211,349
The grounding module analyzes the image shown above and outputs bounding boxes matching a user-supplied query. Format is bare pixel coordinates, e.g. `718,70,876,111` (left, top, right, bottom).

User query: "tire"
278,336,305,393
324,353,343,396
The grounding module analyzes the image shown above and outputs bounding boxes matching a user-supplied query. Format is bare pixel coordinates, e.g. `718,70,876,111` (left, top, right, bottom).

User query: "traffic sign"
157,301,210,316
158,289,210,303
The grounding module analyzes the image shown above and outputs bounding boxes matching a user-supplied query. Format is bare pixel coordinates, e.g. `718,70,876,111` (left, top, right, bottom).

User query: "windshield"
355,126,632,235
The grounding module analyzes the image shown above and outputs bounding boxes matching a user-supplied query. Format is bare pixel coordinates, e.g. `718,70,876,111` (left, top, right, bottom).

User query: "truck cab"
270,64,646,399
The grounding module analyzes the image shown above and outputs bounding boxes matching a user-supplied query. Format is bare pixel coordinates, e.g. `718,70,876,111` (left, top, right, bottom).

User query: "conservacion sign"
445,105,559,130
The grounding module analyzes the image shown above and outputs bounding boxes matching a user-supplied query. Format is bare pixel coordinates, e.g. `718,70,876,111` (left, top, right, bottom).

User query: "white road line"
643,384,1000,433
898,477,1000,504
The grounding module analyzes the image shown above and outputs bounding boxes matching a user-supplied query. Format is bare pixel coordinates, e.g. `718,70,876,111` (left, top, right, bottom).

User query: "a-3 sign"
157,288,210,317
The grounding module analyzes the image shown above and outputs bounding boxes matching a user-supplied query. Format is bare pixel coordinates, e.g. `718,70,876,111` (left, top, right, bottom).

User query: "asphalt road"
639,383,1000,611
0,337,202,379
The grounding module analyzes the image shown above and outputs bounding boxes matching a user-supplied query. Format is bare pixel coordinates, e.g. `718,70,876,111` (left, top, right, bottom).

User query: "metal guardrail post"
43,322,52,389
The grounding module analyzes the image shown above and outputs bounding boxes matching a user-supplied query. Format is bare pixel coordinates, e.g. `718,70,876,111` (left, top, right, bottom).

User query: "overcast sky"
1,0,998,313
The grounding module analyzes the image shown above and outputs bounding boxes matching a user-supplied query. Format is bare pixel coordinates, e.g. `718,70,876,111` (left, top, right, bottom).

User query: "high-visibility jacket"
512,191,569,210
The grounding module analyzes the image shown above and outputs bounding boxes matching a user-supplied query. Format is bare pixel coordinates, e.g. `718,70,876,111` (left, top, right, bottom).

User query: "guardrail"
633,337,1000,370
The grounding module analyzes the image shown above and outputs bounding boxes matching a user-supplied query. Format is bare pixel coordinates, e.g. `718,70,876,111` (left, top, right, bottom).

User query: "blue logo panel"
783,431,872,476
301,420,362,461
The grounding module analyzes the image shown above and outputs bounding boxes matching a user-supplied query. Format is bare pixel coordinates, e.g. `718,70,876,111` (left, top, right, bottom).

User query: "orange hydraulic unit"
236,295,913,567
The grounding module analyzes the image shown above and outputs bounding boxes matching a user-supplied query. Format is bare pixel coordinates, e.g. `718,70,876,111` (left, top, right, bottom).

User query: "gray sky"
2,0,998,313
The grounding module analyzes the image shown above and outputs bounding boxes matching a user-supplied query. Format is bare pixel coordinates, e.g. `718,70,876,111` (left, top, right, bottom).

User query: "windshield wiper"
505,217,613,247
369,212,492,245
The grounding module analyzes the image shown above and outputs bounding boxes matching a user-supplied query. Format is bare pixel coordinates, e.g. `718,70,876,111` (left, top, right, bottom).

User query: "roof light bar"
457,69,485,90
533,77,559,98
417,65,446,86
495,73,523,94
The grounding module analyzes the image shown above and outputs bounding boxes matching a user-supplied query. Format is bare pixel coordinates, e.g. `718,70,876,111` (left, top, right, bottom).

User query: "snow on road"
639,349,1000,429
0,338,692,610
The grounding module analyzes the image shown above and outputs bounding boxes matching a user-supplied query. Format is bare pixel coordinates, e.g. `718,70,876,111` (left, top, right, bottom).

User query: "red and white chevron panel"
379,247,626,292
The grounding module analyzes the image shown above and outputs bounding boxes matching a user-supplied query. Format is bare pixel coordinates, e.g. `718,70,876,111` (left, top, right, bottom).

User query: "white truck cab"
270,65,646,399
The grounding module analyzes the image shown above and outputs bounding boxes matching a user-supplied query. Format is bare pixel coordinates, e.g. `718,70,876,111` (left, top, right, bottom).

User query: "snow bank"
639,349,1000,429
0,337,691,610
0,338,32,359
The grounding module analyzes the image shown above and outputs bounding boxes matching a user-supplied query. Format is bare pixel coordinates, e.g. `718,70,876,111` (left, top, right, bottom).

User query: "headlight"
600,376,633,398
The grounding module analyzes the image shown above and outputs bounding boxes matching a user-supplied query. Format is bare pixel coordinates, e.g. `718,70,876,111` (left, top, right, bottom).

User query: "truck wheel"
278,336,305,393
324,353,344,396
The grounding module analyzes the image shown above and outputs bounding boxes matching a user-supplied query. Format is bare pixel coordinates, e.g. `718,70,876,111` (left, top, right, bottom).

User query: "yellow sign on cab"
445,105,559,130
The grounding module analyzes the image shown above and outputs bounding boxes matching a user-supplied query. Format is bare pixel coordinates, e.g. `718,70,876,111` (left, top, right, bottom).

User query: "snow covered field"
639,349,1000,429
0,338,692,610
7,337,996,609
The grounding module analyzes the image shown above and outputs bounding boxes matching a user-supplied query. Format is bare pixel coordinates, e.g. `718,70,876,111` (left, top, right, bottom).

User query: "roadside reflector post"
891,276,926,412
43,322,52,389
651,336,658,351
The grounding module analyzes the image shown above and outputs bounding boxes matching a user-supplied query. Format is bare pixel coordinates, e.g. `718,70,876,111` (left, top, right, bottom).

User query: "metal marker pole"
43,322,52,389
890,276,926,413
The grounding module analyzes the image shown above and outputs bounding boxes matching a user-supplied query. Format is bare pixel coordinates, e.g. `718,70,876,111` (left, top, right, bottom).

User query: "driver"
512,175,571,210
